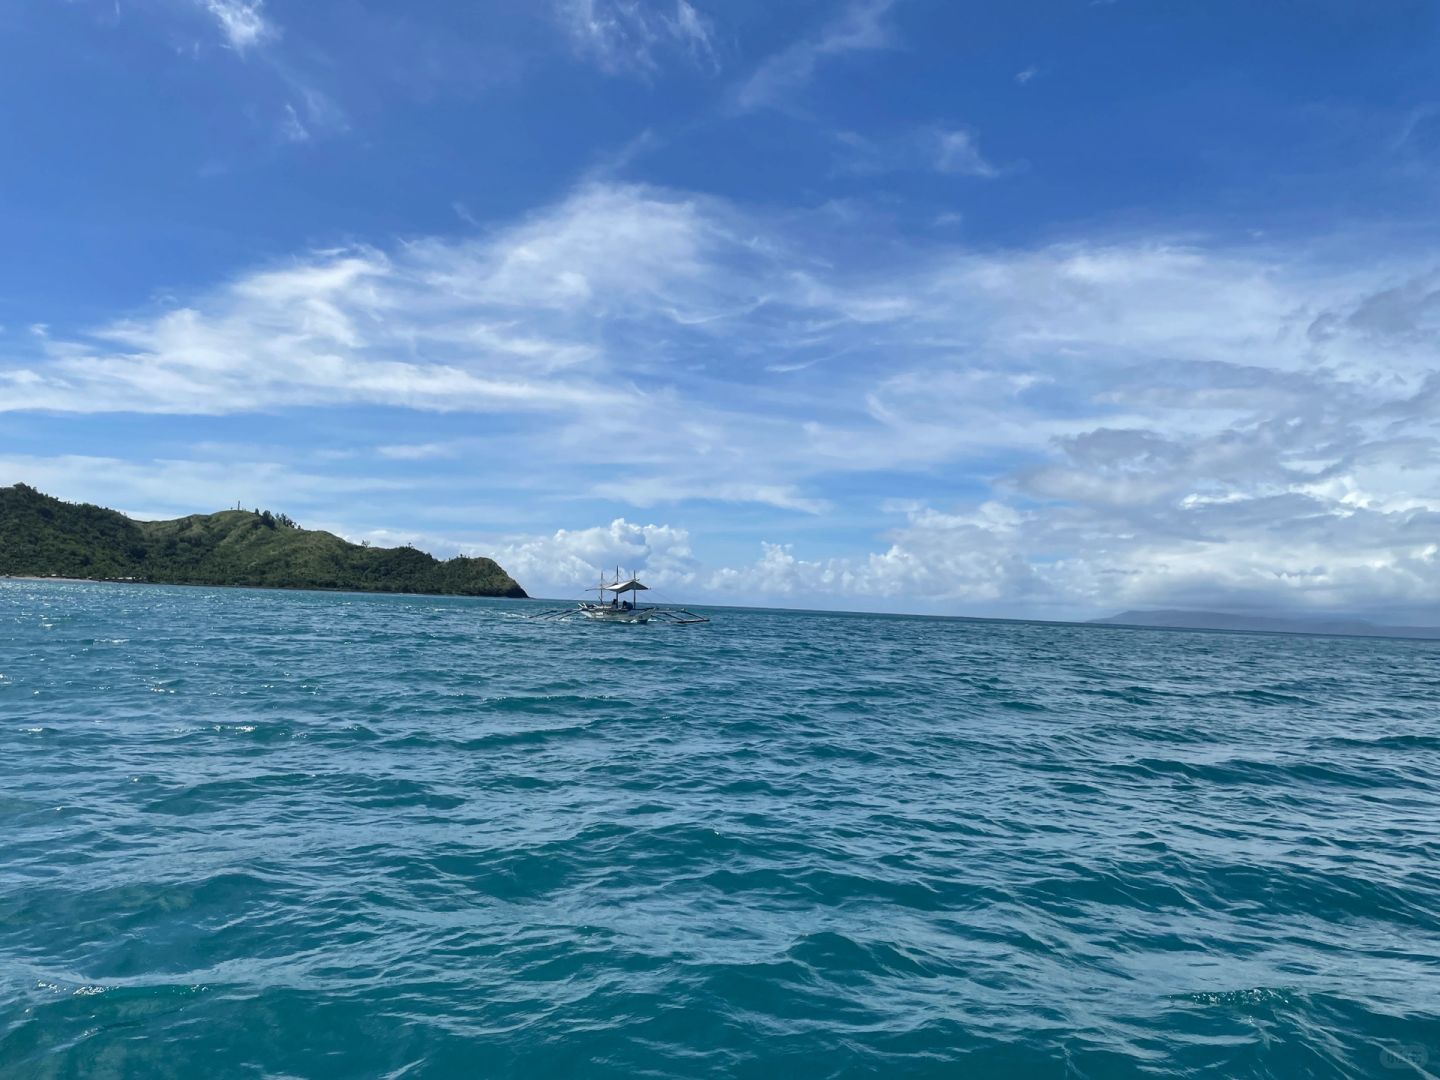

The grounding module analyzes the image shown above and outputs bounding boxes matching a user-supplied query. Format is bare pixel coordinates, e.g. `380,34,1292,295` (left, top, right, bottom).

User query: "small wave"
1112,754,1405,790
1205,687,1323,707
483,693,638,716
381,722,597,753
998,698,1047,712
1180,986,1298,1008
7,585,1440,1079
1315,733,1440,752
785,930,942,981
141,772,466,815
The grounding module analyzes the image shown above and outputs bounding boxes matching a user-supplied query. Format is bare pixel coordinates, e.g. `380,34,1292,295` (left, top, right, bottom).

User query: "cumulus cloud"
706,495,1440,623
488,519,699,597
709,239,1440,618
708,503,1038,607
6,179,1440,617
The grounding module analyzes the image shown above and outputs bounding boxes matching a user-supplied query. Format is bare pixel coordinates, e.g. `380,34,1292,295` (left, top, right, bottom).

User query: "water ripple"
2,581,1438,1077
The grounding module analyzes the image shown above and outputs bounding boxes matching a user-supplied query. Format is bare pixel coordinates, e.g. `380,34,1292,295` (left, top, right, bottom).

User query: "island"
0,483,527,598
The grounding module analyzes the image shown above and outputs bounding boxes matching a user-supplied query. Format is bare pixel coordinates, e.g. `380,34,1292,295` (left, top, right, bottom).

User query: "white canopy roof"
587,578,650,593
608,578,649,593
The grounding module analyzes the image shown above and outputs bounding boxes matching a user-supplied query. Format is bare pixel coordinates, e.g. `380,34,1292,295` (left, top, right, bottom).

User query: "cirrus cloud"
5,180,1440,618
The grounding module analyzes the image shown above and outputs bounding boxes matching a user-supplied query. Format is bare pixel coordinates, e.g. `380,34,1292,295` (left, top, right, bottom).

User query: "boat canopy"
529,569,708,623
586,578,650,594
608,578,649,594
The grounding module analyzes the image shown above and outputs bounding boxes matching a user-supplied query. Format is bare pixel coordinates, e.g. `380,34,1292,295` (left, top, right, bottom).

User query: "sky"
3,0,1440,620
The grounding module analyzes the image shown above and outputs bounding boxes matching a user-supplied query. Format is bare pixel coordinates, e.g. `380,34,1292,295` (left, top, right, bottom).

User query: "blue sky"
4,0,1440,619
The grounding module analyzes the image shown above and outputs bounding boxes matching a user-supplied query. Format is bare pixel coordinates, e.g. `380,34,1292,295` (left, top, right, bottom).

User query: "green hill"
0,484,527,598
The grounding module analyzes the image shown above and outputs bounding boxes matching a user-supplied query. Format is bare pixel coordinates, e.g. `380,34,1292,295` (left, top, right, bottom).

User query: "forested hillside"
0,484,527,597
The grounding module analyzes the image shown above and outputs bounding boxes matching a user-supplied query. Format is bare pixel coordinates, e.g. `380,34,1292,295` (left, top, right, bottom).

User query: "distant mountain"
1090,609,1440,640
0,483,527,598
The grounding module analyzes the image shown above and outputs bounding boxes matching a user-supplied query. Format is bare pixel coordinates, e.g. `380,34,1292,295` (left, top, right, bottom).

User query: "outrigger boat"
528,570,710,625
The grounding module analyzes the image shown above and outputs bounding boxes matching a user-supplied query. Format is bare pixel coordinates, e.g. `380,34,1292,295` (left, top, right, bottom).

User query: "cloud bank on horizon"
3,0,1439,620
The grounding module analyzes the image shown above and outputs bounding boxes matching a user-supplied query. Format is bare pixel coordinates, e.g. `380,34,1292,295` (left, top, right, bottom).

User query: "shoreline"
0,575,529,601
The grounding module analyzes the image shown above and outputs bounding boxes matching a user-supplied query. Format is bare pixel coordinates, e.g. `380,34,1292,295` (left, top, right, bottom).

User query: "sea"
1,580,1437,1079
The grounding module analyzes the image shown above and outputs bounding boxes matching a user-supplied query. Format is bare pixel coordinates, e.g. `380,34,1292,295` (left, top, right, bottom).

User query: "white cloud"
705,493,1440,623
586,477,830,514
833,126,1001,179
0,185,728,419
376,442,459,461
707,503,1040,608
736,0,897,111
197,0,272,50
180,4,348,150
0,183,831,513
671,1,713,56
278,102,309,143
487,518,699,597
287,84,348,139
558,0,717,77
7,179,1440,617
932,128,1000,178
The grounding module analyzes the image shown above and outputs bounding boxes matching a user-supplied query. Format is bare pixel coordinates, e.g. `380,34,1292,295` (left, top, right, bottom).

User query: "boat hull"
579,606,654,624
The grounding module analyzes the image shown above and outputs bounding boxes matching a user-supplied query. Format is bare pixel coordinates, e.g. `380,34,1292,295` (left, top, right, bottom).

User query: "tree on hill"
0,484,527,597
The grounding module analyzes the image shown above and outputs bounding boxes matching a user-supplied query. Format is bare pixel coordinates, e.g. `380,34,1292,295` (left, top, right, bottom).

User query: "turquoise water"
2,581,1437,1078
